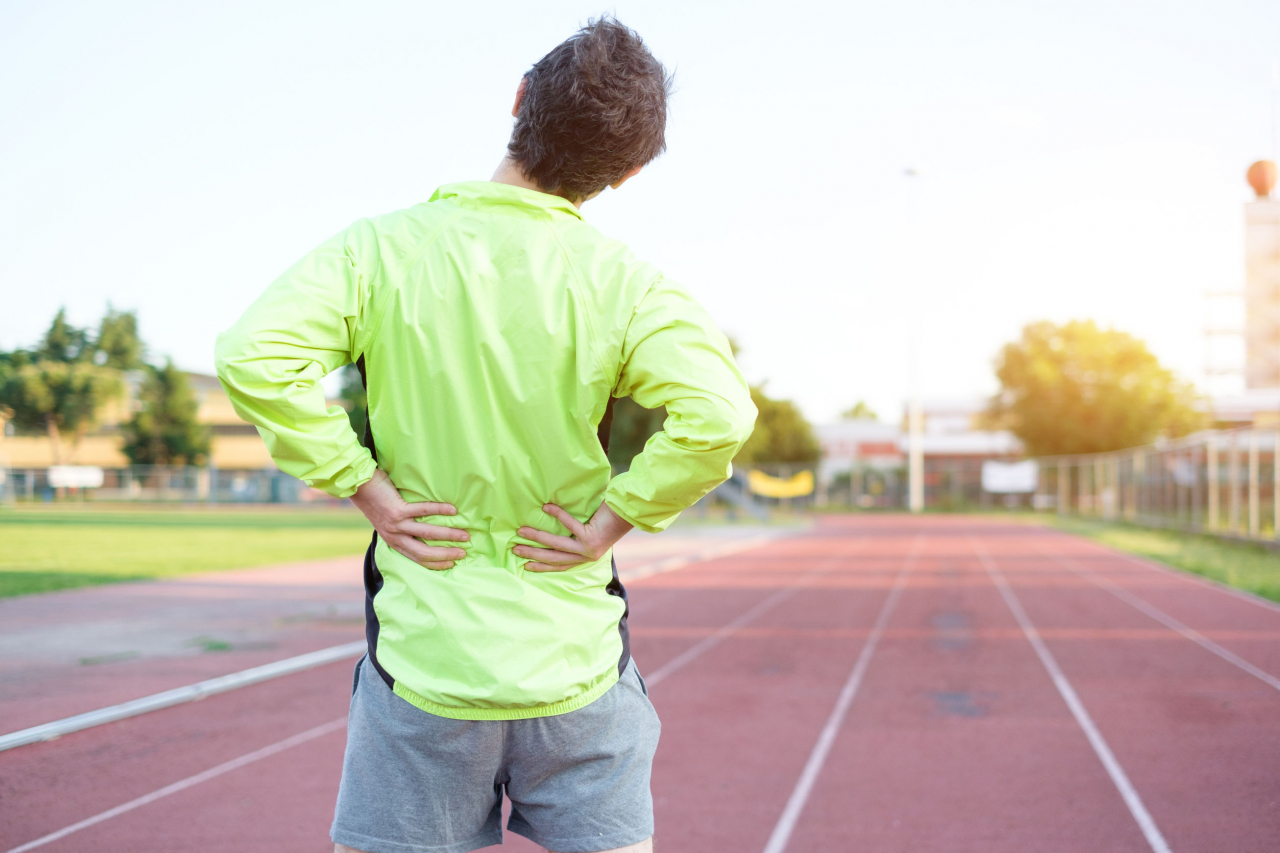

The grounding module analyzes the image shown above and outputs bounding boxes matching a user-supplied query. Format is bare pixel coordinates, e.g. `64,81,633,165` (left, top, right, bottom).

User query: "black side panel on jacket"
363,531,395,690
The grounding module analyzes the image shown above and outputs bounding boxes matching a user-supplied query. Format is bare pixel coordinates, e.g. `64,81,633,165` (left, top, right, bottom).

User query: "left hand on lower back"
513,501,634,572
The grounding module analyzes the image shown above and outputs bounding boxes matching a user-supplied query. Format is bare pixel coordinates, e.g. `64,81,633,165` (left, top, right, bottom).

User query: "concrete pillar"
1109,456,1121,520
1128,451,1141,520
908,400,924,513
1058,460,1069,516
1229,435,1241,533
1249,431,1260,537
1094,457,1105,516
1274,432,1280,539
1207,437,1219,532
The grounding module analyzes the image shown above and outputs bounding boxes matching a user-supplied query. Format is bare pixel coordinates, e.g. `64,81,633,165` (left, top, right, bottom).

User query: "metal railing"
1037,428,1280,542
0,465,312,504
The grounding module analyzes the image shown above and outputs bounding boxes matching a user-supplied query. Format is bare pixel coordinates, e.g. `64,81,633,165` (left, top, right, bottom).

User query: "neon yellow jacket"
215,181,755,719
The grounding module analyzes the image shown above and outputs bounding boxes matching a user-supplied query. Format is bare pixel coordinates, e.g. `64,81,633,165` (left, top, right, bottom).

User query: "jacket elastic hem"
391,669,620,721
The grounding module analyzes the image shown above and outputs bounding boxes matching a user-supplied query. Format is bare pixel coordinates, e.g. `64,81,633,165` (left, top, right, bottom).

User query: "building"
0,372,328,501
1206,388,1280,429
1204,161,1280,420
0,372,275,471
1244,160,1280,388
815,398,1022,508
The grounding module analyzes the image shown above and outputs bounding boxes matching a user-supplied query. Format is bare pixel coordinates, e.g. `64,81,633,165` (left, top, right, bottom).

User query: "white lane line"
618,534,780,584
1043,528,1280,616
4,716,347,853
646,547,853,688
0,641,365,753
971,538,1173,853
761,535,922,853
1045,549,1280,694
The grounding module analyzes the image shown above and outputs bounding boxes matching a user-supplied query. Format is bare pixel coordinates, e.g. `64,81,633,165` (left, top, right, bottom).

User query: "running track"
3,515,1279,852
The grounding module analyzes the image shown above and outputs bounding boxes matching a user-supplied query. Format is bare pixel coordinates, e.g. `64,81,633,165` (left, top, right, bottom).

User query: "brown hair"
508,17,672,202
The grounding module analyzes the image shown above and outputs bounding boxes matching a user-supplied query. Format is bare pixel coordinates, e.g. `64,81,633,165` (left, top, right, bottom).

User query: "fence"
1037,427,1280,542
0,466,312,504
819,459,1034,511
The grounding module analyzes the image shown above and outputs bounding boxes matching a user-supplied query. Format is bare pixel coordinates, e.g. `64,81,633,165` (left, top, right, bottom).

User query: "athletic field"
3,515,1279,852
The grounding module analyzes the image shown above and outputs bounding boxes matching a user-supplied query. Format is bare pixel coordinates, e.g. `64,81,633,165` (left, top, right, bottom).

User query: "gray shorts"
331,656,661,853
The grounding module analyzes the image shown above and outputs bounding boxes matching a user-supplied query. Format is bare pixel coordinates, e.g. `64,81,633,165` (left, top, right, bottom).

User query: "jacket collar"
430,181,584,223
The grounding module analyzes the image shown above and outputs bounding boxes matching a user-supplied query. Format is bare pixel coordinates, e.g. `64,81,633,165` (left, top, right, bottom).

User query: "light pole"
905,167,924,513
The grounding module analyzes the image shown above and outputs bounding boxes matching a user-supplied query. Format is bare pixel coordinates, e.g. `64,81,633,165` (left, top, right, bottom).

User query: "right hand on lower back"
350,469,469,570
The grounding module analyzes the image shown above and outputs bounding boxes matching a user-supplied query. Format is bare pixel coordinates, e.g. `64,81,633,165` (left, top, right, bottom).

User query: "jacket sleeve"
214,228,377,498
603,277,757,532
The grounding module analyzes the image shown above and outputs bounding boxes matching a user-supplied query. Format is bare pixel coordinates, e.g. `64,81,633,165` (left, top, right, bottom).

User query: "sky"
3,0,1279,424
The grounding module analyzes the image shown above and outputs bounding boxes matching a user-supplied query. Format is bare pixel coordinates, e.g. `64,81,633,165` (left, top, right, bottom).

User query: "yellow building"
0,372,277,472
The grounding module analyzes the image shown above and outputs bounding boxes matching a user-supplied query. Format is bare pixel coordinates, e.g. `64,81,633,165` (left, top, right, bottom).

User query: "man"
216,17,755,853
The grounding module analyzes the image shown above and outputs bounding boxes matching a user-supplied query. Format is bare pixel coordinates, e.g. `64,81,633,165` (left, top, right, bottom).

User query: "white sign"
48,466,105,489
982,460,1038,494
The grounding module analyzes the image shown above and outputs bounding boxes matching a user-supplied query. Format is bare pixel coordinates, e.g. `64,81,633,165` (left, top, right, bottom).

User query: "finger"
417,545,468,561
399,521,470,542
517,526,582,553
541,504,587,537
403,502,457,518
386,534,466,564
512,545,581,565
523,561,578,573
387,542,454,571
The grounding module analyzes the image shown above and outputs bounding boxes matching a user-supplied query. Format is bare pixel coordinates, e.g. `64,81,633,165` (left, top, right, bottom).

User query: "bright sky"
3,1,1278,424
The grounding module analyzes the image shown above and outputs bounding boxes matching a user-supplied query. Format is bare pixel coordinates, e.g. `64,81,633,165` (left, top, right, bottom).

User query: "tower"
1245,160,1280,388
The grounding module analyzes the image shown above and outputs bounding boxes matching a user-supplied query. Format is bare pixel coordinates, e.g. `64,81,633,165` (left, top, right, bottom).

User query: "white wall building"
815,398,1022,507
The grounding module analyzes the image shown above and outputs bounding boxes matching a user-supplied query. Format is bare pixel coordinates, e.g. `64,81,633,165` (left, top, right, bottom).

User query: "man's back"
365,181,654,566
216,180,754,717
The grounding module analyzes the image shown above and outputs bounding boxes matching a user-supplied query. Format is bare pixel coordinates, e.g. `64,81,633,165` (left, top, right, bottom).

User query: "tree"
735,386,819,463
121,360,211,465
1,359,121,463
2,310,126,461
337,363,369,440
606,333,743,470
990,319,1203,456
841,401,878,421
606,397,667,471
95,307,145,369
35,308,92,364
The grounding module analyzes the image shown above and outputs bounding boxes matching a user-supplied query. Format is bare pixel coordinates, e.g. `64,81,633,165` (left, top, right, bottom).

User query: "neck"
490,157,583,208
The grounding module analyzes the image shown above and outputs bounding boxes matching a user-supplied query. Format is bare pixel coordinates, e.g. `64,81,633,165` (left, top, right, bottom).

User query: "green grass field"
0,505,372,598
1038,515,1280,604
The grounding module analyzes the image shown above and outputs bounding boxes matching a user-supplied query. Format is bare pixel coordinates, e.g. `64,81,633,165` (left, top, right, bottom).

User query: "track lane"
1034,531,1280,679
1045,548,1280,693
762,535,920,853
978,524,1280,853
643,528,904,851
8,518,1280,853
0,535,803,853
779,520,1156,853
0,659,353,851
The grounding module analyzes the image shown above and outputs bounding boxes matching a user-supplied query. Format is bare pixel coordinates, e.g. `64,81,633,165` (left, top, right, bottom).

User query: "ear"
512,77,528,118
610,165,644,190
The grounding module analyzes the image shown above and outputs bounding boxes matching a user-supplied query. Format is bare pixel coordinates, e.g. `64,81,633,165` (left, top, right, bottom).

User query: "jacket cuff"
325,450,378,499
603,485,679,534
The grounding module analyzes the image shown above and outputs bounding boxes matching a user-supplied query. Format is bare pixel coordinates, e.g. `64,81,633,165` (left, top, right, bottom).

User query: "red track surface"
4,515,1280,852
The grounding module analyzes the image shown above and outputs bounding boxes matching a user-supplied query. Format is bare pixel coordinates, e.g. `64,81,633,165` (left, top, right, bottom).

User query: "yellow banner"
748,469,814,498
